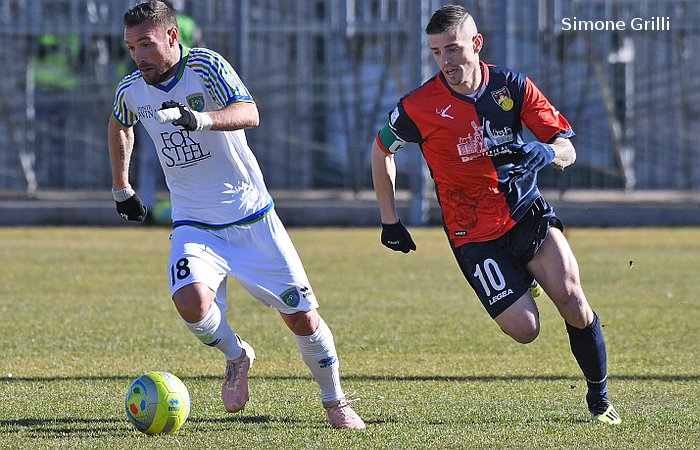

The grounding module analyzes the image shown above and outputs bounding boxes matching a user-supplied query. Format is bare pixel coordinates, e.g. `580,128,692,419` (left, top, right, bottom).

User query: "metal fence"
0,0,698,194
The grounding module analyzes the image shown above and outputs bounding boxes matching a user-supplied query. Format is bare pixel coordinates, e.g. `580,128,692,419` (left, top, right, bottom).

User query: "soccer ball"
151,199,172,226
125,371,190,435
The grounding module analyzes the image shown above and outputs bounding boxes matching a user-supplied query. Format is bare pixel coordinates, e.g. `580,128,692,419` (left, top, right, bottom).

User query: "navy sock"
566,312,608,398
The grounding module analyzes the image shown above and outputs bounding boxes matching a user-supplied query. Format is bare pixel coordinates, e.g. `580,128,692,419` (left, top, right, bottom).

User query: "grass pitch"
0,226,698,449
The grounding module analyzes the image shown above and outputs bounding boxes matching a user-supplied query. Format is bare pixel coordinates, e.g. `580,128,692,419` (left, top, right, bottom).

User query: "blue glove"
520,141,555,172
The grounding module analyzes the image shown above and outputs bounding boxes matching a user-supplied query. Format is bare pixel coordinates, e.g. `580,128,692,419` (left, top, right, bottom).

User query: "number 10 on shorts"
473,258,506,296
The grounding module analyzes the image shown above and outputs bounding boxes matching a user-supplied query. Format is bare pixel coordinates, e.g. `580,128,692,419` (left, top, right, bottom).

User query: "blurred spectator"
30,32,81,188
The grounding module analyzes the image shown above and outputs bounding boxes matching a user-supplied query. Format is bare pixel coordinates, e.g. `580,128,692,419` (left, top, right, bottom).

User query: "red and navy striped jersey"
376,62,574,247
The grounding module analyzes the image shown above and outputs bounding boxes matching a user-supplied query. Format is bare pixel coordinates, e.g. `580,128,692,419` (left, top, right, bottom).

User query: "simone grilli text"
561,16,670,31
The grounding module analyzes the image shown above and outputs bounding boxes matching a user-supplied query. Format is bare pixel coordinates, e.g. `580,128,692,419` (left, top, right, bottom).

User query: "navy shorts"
452,197,563,318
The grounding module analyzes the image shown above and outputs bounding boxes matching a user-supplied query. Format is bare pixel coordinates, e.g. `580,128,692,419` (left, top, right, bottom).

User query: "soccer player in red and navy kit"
371,5,621,424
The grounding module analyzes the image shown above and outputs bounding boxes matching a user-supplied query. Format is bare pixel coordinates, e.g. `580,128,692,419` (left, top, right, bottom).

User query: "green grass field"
0,226,698,449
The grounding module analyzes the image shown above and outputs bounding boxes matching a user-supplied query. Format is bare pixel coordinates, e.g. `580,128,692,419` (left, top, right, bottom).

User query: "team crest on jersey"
491,86,514,111
186,93,205,112
280,287,301,308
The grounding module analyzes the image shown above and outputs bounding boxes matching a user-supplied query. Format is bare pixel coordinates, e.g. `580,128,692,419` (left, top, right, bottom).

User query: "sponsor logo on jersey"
456,120,488,162
136,105,155,119
159,129,211,168
489,288,514,305
280,287,301,308
318,356,338,368
483,119,514,149
186,93,205,112
491,86,514,111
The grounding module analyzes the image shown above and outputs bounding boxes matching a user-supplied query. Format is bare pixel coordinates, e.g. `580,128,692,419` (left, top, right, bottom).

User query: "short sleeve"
520,77,574,143
112,73,139,127
375,102,422,154
187,48,254,108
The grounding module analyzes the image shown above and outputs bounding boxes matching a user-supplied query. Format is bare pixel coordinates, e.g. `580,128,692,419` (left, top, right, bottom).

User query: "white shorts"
168,211,318,315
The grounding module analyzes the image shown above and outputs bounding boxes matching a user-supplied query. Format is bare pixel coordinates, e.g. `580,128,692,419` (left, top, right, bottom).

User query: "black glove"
116,193,147,222
381,220,416,253
159,100,198,131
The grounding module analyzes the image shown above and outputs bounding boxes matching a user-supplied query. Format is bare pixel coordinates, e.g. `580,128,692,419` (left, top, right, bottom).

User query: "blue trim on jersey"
112,110,132,128
152,76,179,92
113,70,143,127
188,48,253,107
118,69,143,87
550,129,576,141
190,51,234,102
190,66,228,106
152,46,188,93
172,200,274,230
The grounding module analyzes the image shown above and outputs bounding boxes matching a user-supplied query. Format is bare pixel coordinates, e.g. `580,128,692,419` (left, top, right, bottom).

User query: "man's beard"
142,63,173,85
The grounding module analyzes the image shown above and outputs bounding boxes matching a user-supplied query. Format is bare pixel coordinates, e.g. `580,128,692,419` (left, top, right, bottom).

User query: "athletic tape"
155,108,182,124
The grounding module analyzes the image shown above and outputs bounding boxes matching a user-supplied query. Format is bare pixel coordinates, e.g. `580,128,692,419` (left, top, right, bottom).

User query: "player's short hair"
124,0,177,29
425,5,474,35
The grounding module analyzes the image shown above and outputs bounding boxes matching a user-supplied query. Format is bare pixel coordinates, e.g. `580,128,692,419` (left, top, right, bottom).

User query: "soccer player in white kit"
107,0,364,429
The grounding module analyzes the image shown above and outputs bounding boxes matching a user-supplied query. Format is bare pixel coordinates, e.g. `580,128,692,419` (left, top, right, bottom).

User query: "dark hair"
425,5,472,34
124,0,177,29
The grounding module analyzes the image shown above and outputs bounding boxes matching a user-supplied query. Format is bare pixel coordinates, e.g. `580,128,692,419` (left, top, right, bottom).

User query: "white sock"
184,301,242,361
294,316,343,403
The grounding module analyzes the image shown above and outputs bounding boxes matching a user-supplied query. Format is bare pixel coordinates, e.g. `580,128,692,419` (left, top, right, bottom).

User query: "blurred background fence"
0,0,698,200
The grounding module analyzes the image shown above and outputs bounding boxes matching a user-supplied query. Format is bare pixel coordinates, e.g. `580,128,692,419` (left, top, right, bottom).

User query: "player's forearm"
371,142,400,224
550,137,576,170
108,116,135,189
208,101,260,131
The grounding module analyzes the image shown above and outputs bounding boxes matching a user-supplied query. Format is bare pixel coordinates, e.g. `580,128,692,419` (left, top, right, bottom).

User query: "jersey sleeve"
187,48,254,109
520,77,574,143
112,72,139,127
375,102,422,154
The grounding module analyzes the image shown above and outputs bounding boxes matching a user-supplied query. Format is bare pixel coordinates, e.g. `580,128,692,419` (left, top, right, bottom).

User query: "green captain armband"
378,122,408,154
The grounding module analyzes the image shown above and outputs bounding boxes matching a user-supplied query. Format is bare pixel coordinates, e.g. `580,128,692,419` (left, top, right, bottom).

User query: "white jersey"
112,46,272,227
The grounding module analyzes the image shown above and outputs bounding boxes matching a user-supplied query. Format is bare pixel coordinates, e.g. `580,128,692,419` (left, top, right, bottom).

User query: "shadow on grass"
0,411,599,434
0,417,131,438
366,416,592,426
4,373,699,383
0,415,278,437
188,415,272,424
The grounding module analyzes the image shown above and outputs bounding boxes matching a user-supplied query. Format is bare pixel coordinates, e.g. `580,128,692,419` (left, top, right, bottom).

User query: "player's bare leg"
493,292,540,344
172,282,215,323
527,228,621,424
527,228,592,328
280,309,365,430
